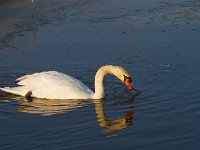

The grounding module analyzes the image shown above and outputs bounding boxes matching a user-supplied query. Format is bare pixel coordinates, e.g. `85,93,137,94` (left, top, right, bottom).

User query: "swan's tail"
0,87,29,97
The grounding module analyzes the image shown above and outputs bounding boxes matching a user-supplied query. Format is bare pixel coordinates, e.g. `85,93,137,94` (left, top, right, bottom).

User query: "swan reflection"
18,98,91,116
95,99,133,132
0,94,134,132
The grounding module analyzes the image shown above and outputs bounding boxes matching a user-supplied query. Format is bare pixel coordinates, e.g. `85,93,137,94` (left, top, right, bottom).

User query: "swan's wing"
16,71,93,99
0,86,30,96
16,71,59,85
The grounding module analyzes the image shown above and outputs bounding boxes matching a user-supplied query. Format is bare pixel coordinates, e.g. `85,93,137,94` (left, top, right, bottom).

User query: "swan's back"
1,71,94,99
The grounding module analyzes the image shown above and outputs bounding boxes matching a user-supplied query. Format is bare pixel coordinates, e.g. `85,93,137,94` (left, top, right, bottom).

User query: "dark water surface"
0,0,200,149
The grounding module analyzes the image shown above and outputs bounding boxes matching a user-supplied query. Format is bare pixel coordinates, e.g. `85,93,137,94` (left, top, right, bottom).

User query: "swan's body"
0,65,133,99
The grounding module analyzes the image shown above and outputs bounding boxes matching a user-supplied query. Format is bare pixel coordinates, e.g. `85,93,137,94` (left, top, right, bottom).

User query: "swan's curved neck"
93,65,120,99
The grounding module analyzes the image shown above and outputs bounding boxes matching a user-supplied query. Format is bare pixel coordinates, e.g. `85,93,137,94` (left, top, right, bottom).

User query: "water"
0,0,200,149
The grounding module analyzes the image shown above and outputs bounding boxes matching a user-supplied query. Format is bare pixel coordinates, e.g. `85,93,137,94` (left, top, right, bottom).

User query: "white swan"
0,65,133,99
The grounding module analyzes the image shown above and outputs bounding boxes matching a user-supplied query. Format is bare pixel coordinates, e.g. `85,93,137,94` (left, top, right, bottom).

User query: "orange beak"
124,79,134,90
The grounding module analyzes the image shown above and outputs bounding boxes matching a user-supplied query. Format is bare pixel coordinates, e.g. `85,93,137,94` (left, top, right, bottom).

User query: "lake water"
0,0,200,149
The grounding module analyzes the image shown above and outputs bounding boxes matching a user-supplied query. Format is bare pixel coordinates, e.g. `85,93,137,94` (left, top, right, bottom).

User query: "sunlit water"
0,0,200,149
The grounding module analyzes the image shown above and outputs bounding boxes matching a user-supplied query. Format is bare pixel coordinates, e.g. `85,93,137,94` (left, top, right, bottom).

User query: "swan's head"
111,66,134,91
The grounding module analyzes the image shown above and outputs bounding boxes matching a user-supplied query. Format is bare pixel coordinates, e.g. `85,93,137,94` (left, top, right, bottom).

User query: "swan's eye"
123,75,132,83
